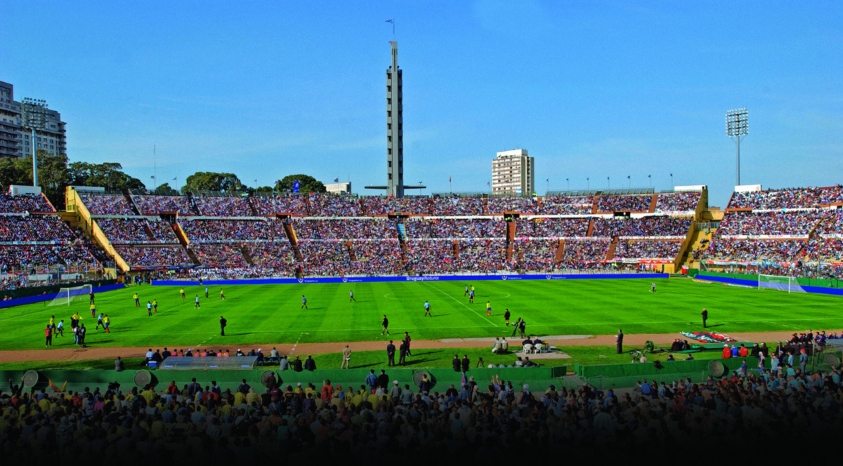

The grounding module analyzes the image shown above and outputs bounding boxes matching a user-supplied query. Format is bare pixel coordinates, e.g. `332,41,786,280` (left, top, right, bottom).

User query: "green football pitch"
1,277,840,352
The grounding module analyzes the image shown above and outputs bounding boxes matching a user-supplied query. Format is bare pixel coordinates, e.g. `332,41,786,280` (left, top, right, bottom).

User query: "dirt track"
0,331,796,363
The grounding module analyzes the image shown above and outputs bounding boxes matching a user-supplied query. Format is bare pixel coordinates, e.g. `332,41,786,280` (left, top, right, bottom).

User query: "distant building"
491,149,534,197
325,181,352,195
0,80,66,159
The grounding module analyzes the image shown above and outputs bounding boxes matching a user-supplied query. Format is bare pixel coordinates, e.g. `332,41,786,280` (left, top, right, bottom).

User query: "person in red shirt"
722,344,731,359
738,344,749,358
44,325,52,347
321,380,334,404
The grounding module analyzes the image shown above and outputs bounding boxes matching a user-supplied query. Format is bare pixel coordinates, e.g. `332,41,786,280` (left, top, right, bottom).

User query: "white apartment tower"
0,81,66,159
491,149,534,197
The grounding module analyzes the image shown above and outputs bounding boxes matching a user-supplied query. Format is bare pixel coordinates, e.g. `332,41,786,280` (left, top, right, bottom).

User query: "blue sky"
2,0,841,207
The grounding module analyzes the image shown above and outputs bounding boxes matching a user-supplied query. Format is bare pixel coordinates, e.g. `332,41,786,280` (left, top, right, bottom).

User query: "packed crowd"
729,185,843,210
297,241,355,277
515,218,589,238
716,210,826,237
512,239,559,271
701,239,805,263
485,197,538,215
4,340,843,461
0,244,99,271
404,219,503,239
181,220,285,243
560,239,610,263
193,196,255,217
0,216,78,243
654,192,701,212
430,197,485,216
132,196,195,216
0,193,54,213
802,238,843,262
537,195,593,215
79,194,134,216
360,196,430,216
95,219,154,244
246,242,296,270
347,240,405,276
591,216,691,238
454,239,509,273
115,246,194,267
308,195,364,217
192,244,249,269
250,195,309,216
292,219,395,241
596,195,653,213
613,240,682,259
403,240,457,275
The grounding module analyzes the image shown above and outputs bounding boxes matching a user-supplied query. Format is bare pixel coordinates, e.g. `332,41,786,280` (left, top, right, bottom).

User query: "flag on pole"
449,176,451,183
172,177,177,181
334,178,339,183
385,18,394,24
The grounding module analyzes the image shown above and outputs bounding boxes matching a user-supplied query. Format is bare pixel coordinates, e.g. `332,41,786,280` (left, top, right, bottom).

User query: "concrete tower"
386,41,404,197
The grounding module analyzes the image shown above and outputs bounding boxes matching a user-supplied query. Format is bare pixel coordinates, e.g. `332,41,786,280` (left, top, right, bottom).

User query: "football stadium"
3,2,843,461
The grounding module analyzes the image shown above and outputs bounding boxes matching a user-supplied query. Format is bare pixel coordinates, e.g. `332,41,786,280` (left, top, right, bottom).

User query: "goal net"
758,274,805,293
48,284,93,306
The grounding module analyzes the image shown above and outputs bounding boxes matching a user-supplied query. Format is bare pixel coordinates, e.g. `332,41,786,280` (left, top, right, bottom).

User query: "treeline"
0,151,326,210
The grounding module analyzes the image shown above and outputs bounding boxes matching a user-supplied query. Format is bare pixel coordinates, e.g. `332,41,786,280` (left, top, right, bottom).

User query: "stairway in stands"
240,244,255,266
606,238,618,260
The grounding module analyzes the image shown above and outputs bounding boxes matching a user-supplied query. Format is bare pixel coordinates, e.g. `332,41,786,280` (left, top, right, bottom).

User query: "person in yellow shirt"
90,302,97,318
245,388,259,405
102,314,110,333
179,288,185,300
133,292,140,307
233,390,246,406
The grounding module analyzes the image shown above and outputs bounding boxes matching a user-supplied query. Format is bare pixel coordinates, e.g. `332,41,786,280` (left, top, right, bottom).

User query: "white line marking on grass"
288,332,308,356
426,284,498,327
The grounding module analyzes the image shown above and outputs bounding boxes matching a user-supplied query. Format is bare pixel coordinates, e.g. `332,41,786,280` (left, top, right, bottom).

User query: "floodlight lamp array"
725,107,749,137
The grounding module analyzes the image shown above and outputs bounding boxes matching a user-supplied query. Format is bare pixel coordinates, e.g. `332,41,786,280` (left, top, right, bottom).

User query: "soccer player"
486,300,492,316
219,289,225,300
381,315,389,335
349,290,356,302
90,302,97,318
464,285,469,296
205,286,209,298
180,288,185,300
301,295,308,310
195,295,201,308
152,299,158,313
468,288,475,303
133,292,140,307
147,301,153,317
96,312,104,329
102,314,110,333
220,316,227,336
424,300,432,317
89,291,95,305
49,315,56,333
504,308,511,326
56,319,64,337
45,324,52,347
651,282,656,293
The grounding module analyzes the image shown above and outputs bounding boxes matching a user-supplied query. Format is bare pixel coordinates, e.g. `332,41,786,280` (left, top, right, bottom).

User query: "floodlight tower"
21,98,48,187
726,108,749,186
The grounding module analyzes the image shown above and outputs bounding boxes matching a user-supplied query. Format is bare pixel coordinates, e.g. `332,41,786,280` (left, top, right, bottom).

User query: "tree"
275,174,326,194
152,183,180,196
182,172,243,194
67,161,146,192
0,150,71,209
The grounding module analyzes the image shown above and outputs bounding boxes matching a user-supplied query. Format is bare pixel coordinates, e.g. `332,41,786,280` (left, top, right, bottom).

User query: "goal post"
48,284,93,306
758,274,805,293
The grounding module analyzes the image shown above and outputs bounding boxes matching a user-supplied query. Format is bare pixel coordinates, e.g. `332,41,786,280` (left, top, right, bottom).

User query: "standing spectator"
341,345,351,369
616,329,624,354
386,341,395,367
461,355,470,372
701,308,708,328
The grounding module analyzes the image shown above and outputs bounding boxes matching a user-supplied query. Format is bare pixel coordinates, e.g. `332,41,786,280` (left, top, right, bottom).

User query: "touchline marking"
426,284,498,327
288,332,308,356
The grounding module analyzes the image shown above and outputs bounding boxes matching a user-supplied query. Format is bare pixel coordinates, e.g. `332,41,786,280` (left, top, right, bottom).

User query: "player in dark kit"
504,308,511,326
220,316,227,336
381,315,389,335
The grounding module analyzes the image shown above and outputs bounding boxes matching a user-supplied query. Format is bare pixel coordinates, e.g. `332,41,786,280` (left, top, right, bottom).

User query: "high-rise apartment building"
0,80,66,159
491,149,534,197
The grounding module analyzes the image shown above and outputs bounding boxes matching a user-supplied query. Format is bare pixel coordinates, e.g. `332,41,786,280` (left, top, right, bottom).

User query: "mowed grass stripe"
1,278,841,351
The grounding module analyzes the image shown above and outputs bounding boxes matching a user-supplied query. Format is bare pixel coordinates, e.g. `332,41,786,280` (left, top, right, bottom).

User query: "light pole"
670,173,673,187
419,181,423,196
566,178,569,191
586,177,589,190
607,176,610,189
648,174,651,187
627,175,631,188
726,108,749,186
20,98,48,187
